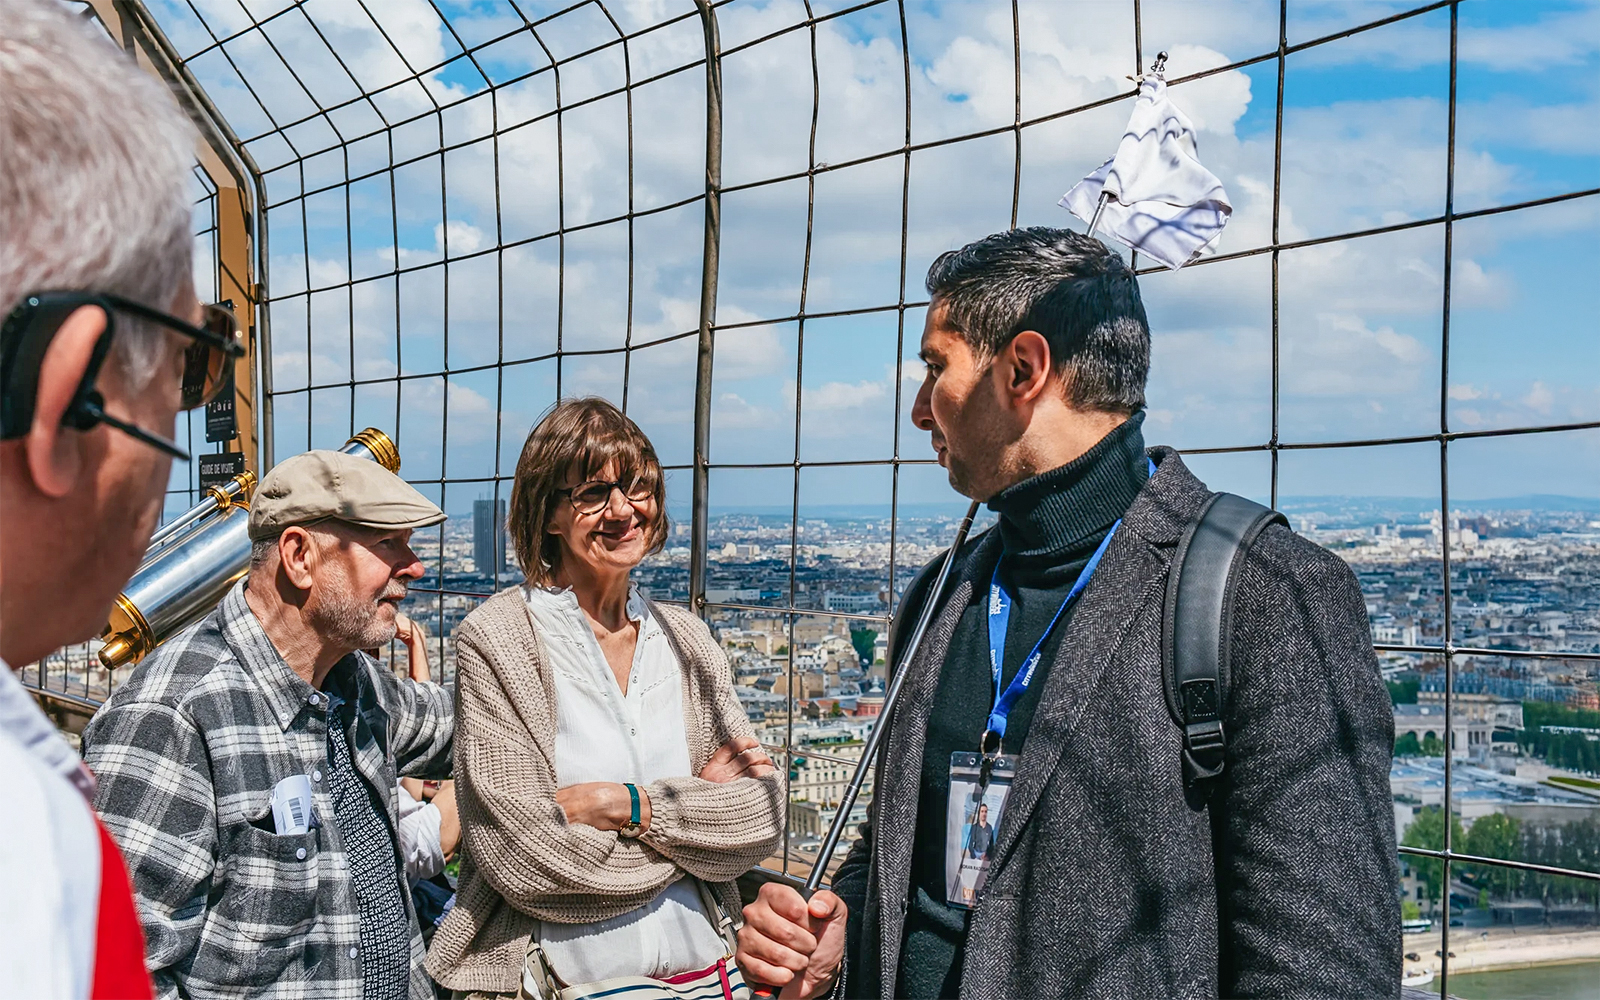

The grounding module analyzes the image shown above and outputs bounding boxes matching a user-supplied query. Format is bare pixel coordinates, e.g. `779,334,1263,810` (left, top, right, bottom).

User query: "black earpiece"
0,293,115,441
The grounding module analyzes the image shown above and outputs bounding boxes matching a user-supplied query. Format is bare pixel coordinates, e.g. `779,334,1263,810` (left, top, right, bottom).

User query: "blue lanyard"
982,457,1154,748
984,523,1118,745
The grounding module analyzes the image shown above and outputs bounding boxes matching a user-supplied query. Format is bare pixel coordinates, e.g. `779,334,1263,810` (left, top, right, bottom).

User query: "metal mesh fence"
167,164,225,512
39,0,1600,989
21,15,225,705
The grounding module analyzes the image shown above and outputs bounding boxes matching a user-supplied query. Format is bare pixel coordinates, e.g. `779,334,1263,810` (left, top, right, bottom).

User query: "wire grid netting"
22,157,224,707
40,0,1600,987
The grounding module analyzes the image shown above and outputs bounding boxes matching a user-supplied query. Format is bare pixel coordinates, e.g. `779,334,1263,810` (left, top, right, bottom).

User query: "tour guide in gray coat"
734,228,1400,999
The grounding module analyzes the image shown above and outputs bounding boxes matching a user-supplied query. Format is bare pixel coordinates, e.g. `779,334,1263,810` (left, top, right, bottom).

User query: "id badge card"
946,752,1016,909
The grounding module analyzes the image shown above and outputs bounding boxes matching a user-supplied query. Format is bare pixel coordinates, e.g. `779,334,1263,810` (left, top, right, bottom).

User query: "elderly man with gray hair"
1,2,241,996
84,451,456,1000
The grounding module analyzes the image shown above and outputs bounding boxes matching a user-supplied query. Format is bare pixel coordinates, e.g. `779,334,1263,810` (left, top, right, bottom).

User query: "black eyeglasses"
557,476,658,515
0,291,245,461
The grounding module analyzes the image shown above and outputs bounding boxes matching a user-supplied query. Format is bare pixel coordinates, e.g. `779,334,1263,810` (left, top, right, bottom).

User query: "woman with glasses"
427,397,783,1000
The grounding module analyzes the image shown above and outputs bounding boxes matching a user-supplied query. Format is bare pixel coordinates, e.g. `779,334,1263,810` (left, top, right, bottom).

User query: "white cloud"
1451,257,1513,310
166,0,1595,497
1523,381,1555,415
1457,6,1600,73
714,391,785,430
713,305,789,380
801,378,892,434
436,221,486,256
1284,313,1430,397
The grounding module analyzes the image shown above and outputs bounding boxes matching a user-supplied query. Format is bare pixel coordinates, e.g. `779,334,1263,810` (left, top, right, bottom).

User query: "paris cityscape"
16,0,1595,991
32,492,1600,914
347,493,1600,887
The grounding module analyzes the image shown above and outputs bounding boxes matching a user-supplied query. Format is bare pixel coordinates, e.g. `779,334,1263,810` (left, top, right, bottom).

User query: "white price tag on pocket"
270,774,316,835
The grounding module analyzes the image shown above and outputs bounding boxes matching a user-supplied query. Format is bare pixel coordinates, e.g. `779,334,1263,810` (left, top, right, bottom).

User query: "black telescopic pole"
802,499,979,893
750,499,980,997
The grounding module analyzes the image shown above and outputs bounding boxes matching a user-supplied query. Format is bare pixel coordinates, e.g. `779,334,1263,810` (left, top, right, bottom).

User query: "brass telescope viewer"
98,428,402,669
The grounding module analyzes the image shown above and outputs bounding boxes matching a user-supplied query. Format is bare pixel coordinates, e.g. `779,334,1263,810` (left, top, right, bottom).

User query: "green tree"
849,628,878,666
1521,819,1600,909
1402,806,1465,911
1516,701,1600,773
1523,701,1600,731
1554,735,1580,771
1388,680,1419,705
1394,732,1421,757
1463,812,1523,899
1421,733,1446,757
1402,899,1421,921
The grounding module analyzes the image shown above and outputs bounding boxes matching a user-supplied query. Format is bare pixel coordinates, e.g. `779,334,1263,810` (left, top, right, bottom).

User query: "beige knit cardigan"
425,587,785,995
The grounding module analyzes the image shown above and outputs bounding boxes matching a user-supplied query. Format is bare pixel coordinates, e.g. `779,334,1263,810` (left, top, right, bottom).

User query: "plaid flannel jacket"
82,581,454,1000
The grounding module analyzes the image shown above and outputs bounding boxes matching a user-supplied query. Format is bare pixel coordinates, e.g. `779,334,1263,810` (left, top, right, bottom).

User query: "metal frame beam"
86,0,272,472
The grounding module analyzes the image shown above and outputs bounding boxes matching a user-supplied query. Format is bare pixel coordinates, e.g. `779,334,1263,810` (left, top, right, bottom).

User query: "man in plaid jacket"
84,451,456,1000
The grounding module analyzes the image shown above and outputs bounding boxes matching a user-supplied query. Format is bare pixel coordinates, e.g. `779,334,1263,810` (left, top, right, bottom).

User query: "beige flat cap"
249,449,445,541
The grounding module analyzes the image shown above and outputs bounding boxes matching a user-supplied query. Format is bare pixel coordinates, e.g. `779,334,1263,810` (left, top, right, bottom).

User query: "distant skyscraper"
473,498,507,576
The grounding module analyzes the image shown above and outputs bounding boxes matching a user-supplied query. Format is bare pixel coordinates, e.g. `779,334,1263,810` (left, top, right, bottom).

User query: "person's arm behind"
1214,536,1401,998
396,613,431,684
83,701,216,1000
370,650,453,781
433,779,460,860
396,780,446,881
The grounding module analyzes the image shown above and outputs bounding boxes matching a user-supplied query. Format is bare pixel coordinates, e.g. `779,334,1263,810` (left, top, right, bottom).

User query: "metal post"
111,0,272,467
1437,5,1460,993
689,0,723,620
1086,191,1111,240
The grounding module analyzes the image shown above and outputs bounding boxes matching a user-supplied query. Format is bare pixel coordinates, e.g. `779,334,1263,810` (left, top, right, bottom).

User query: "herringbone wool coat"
831,448,1401,1000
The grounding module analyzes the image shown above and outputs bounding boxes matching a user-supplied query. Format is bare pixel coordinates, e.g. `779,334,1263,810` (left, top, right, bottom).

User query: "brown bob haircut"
508,397,669,586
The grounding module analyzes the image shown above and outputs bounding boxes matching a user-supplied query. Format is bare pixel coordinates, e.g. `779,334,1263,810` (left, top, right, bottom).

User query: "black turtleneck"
897,412,1150,999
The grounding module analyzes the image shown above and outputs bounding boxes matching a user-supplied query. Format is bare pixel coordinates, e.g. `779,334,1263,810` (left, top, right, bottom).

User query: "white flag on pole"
1060,72,1231,271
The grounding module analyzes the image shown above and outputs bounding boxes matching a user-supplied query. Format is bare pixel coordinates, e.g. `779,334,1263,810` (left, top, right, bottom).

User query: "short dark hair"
508,397,668,585
925,227,1150,414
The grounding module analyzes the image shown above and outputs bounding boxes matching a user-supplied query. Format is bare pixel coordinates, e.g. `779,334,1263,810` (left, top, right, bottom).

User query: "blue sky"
152,0,1599,518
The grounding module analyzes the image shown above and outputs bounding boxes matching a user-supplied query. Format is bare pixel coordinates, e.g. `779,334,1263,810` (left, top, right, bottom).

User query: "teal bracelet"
620,782,643,837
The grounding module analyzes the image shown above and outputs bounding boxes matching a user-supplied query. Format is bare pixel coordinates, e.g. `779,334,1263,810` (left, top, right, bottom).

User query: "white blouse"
521,584,728,983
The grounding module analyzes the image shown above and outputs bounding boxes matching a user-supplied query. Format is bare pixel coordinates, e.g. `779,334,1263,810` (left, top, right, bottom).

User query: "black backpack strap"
1161,493,1288,785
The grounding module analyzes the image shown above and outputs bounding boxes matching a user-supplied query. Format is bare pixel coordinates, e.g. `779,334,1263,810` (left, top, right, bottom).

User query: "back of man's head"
0,1,198,667
925,227,1150,415
0,0,195,377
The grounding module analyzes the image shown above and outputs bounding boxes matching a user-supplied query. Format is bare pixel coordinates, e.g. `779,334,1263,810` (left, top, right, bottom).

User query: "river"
1429,961,1600,999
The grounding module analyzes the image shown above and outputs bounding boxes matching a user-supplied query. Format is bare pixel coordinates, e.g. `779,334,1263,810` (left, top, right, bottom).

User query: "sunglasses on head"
0,291,245,461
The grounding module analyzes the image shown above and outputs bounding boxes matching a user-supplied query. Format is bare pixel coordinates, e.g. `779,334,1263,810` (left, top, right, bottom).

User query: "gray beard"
309,584,397,652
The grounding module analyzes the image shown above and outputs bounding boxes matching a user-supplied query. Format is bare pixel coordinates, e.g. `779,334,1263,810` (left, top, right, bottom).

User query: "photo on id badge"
946,752,1015,909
